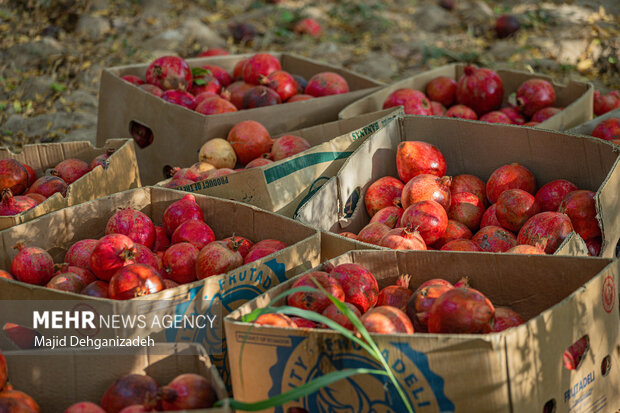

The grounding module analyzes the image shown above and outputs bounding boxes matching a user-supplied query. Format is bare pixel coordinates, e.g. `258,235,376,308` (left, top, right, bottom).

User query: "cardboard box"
225,250,620,413
96,53,384,184
339,63,593,131
567,108,620,136
0,139,140,230
160,109,402,217
0,187,321,388
3,343,230,412
295,115,620,258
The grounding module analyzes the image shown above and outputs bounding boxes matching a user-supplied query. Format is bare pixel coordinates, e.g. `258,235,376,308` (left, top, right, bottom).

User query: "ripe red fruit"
271,135,311,161
506,244,546,255
55,264,96,285
171,220,215,250
586,237,602,256
531,107,561,123
133,244,162,275
382,88,432,115
65,239,98,269
431,101,446,116
489,307,525,332
232,59,248,81
90,148,114,170
322,302,361,330
161,90,197,110
227,120,273,165
433,219,472,248
10,244,54,285
369,206,403,228
339,232,357,240
361,306,414,334
357,222,392,245
376,274,413,310
293,18,322,38
448,192,485,232
152,226,170,252
379,225,427,250
0,189,37,215
163,242,199,284
242,85,282,108
456,66,504,116
262,71,298,102
46,272,85,293
287,94,313,102
480,203,501,228
288,271,345,313
27,175,68,198
450,174,487,206
195,241,243,279
198,48,229,57
243,239,286,264
516,78,556,117
330,263,379,313
406,283,453,331
486,163,536,204
121,75,144,86
194,92,219,106
0,270,14,280
106,208,156,249
255,313,296,327
243,53,281,84
222,235,253,258
535,179,578,212
139,83,164,97
440,238,483,251
593,90,620,116
65,401,106,412
24,192,46,205
222,81,254,109
162,194,205,236
401,200,448,245
100,374,159,413
591,118,620,141
416,278,453,291
365,176,404,216
426,76,457,107
401,174,451,210
495,14,520,38
472,226,517,252
190,74,221,96
0,159,29,194
0,390,40,412
172,167,200,182
109,263,164,300
445,104,478,120
195,96,238,115
160,373,217,409
517,212,573,254
495,189,541,232
428,287,495,333
523,121,539,127
479,111,512,124
201,64,232,87
54,158,90,184
90,234,136,281
396,141,447,183
557,190,600,240
305,72,350,97
81,280,109,298
499,106,526,125
145,56,192,91
290,317,316,328
21,163,36,186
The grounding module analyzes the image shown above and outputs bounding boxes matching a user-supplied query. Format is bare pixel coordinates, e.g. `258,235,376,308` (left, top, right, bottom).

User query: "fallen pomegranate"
293,18,322,38
456,66,504,116
330,263,379,313
305,72,349,97
495,14,520,38
396,141,447,183
100,374,159,413
361,306,414,334
159,373,217,409
428,287,495,333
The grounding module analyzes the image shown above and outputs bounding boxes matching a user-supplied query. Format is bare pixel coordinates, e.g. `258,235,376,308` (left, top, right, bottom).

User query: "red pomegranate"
486,163,536,204
200,64,232,87
376,274,413,310
0,353,6,392
0,189,37,215
159,373,216,410
378,226,427,250
401,200,448,245
65,239,98,269
194,92,219,106
65,401,106,412
369,206,403,228
517,212,573,254
426,76,457,107
330,263,379,313
24,192,46,205
90,234,136,281
479,111,512,124
506,244,545,255
495,14,520,38
198,48,229,57
489,307,525,332
171,220,215,250
288,271,345,313
416,278,453,291
361,306,414,334
531,107,561,123
81,280,110,298
162,90,197,110
54,158,89,184
471,226,517,252
290,317,317,329
232,58,248,80
364,176,404,216
189,73,221,97
195,96,238,115
480,203,501,228
428,287,495,333
450,174,487,206
591,118,620,141
106,208,156,249
10,244,54,285
121,75,144,86
523,121,539,127
401,174,451,210
243,246,280,264
26,175,67,198
448,192,485,232
432,220,472,248
162,194,205,236
586,237,602,256
145,56,192,91
227,120,273,165
109,264,164,300
0,159,29,194
440,238,483,251
431,101,446,116
100,374,159,413
357,222,392,245
133,244,162,275
172,167,200,182
139,83,164,97
242,53,281,85
54,264,96,285
535,179,578,212
516,78,556,117
322,302,361,331
495,189,541,232
46,272,86,293
382,88,432,115
223,235,254,258
305,72,349,97
293,18,322,38
242,85,282,108
0,270,14,280
271,135,311,161
456,66,504,116
222,81,255,109
558,190,600,240
255,313,296,327
396,141,446,183
262,70,298,101
152,226,170,252
406,283,453,331
163,279,179,289
0,390,40,412
499,106,526,125
163,242,199,284
196,241,243,279
90,148,115,170
288,94,313,102
339,232,357,239
445,104,478,120
21,162,36,185
593,90,620,116
252,239,287,251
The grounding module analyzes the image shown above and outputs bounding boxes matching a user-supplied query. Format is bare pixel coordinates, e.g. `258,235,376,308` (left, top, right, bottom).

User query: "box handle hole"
601,354,611,376
543,399,556,413
129,120,154,149
563,335,589,370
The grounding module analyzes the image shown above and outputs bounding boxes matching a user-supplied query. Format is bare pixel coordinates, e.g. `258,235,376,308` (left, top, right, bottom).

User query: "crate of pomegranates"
158,108,401,217
339,63,593,132
295,115,620,259
1,343,230,412
0,139,140,230
96,52,383,185
224,249,620,413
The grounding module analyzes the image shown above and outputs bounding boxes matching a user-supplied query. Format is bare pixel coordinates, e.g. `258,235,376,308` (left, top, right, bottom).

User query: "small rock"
16,76,56,101
413,5,458,32
351,52,398,81
3,38,64,70
76,15,111,40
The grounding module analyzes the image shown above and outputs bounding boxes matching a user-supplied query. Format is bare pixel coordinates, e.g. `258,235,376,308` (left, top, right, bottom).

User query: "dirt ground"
0,0,618,148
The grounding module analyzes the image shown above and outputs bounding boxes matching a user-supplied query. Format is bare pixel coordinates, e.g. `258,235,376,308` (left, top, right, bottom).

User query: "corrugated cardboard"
96,53,384,184
339,63,593,131
0,139,140,229
567,108,620,136
160,109,402,217
225,250,620,413
4,343,230,412
296,115,619,258
0,187,321,388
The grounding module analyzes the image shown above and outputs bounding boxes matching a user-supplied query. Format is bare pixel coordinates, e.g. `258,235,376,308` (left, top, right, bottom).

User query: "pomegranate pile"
165,120,312,187
0,350,40,412
121,52,350,115
1,194,288,299
255,264,524,335
339,140,602,256
383,65,563,127
0,151,113,216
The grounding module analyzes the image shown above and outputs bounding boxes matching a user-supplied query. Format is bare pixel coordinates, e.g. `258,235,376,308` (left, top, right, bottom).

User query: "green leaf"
279,9,295,23
50,82,66,92
193,78,206,86
191,67,208,77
